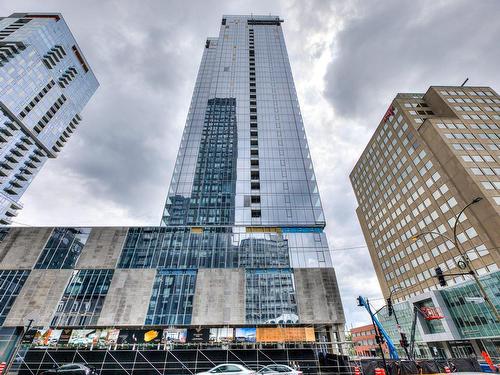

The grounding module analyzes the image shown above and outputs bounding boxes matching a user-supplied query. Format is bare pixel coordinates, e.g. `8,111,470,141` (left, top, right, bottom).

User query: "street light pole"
412,197,500,322
451,197,499,322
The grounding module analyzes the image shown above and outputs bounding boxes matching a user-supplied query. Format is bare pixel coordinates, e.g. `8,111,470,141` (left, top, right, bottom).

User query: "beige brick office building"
350,86,500,304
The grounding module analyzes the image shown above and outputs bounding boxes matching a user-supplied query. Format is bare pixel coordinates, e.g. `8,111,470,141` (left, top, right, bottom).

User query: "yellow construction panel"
256,327,314,342
245,227,282,233
304,327,316,342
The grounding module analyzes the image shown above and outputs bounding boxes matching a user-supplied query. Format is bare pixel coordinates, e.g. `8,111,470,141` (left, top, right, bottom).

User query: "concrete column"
4,269,73,327
191,268,245,325
75,227,128,269
97,269,156,326
0,227,53,269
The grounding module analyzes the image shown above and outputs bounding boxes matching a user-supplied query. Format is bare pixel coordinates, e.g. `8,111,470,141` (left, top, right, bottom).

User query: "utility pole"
367,299,388,374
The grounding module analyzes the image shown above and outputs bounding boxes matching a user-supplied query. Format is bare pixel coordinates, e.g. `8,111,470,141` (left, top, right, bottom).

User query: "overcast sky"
2,0,499,329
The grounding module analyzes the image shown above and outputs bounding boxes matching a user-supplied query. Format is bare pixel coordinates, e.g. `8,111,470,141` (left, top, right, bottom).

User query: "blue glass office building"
0,13,98,223
0,15,345,373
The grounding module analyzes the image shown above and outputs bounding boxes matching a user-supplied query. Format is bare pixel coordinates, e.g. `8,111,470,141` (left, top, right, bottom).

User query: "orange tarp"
256,327,315,342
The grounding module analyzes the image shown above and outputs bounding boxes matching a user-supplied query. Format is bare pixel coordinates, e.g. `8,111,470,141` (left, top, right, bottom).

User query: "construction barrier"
357,357,481,375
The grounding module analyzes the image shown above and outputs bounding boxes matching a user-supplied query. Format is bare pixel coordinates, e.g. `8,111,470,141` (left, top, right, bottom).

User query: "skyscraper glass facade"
51,269,113,327
118,227,329,270
0,13,98,223
124,15,336,326
35,227,91,269
145,269,197,325
166,98,237,226
0,270,29,325
162,16,324,228
0,18,345,371
245,268,297,324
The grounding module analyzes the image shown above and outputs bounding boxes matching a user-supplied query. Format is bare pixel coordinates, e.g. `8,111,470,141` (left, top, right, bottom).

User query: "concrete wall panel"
294,268,345,324
97,269,156,326
76,227,128,269
0,228,52,270
4,269,72,327
192,268,245,325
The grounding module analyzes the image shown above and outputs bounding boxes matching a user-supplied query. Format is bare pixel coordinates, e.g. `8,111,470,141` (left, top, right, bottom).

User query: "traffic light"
435,267,447,287
375,328,385,345
387,298,393,316
400,332,409,348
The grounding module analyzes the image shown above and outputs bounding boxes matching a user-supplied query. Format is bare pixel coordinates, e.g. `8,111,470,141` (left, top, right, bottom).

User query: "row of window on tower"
249,27,262,220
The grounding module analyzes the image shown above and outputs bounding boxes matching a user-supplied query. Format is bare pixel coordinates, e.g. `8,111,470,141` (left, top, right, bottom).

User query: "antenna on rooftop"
461,78,469,87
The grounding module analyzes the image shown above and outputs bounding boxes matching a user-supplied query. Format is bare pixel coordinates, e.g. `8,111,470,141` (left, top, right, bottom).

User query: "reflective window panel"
35,228,91,269
145,269,197,325
51,269,113,327
0,270,29,325
245,268,297,324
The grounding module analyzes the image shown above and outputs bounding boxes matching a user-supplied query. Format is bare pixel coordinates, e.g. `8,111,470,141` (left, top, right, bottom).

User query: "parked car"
257,364,303,374
41,363,96,374
196,363,256,374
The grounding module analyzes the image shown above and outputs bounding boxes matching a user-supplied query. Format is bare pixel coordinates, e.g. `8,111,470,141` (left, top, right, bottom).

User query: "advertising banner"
21,329,37,344
209,328,234,343
97,329,120,346
117,329,161,345
186,328,210,343
68,329,100,346
235,327,256,342
32,328,61,347
58,329,72,345
162,328,187,344
48,329,62,346
256,327,315,342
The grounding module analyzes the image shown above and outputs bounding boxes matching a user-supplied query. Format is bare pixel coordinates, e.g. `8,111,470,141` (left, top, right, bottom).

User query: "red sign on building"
382,105,395,123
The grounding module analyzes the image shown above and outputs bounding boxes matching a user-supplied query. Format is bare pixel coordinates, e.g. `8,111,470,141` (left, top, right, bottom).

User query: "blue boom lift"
357,296,399,360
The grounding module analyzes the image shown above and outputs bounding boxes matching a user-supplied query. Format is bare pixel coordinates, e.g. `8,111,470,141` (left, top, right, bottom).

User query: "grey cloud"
324,0,500,120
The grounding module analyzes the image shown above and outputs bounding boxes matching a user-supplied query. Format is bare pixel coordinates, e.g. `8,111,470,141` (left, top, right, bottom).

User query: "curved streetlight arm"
411,231,466,266
452,197,482,259
388,285,401,300
412,231,455,245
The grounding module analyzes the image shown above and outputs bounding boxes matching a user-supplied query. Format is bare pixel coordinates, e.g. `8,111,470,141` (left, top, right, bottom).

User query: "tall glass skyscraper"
0,13,98,223
0,15,345,373
163,15,324,228
156,14,340,326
